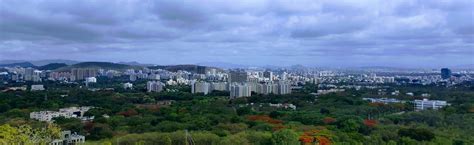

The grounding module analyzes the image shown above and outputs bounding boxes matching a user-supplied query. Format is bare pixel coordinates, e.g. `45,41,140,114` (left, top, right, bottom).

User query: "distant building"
263,71,273,80
363,98,402,104
24,68,35,81
71,68,98,81
441,68,452,79
50,130,85,145
191,81,210,95
129,74,137,81
230,83,251,99
149,74,160,80
255,81,291,95
147,81,164,92
256,83,275,95
123,82,133,89
277,81,291,95
30,106,94,122
269,103,297,110
316,89,345,95
85,77,97,83
31,85,45,91
210,82,228,91
414,99,449,111
229,70,248,83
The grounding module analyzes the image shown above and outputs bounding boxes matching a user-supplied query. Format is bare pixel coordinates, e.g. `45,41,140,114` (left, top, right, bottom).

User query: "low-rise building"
123,82,133,89
31,85,45,91
363,98,403,104
50,130,85,145
414,99,449,111
30,106,94,122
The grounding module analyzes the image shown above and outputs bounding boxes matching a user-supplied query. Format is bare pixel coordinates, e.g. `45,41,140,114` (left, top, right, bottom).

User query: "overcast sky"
0,0,473,67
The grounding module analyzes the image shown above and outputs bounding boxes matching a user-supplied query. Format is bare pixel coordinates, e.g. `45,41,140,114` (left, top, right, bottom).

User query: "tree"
271,129,299,145
88,123,114,140
398,128,435,141
0,123,61,144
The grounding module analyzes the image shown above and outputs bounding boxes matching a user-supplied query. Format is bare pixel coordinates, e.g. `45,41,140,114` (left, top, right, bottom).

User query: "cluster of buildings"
30,106,94,122
188,70,292,98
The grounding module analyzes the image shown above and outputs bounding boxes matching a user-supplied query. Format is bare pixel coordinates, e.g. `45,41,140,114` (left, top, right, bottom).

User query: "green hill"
38,63,68,70
55,62,143,72
148,64,221,73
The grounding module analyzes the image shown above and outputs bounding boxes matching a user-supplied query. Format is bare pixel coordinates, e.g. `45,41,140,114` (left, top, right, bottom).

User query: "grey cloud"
0,0,472,67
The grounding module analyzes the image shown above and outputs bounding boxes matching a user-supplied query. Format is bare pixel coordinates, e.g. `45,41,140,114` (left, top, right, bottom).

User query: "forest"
0,82,473,144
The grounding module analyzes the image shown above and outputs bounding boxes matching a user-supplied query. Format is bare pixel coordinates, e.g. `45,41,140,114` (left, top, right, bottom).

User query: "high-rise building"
256,83,274,95
24,68,34,81
441,68,452,79
230,83,251,99
277,81,291,95
263,71,273,80
71,68,98,81
255,81,291,95
147,81,165,92
191,81,210,95
281,72,288,80
210,82,228,91
229,70,248,83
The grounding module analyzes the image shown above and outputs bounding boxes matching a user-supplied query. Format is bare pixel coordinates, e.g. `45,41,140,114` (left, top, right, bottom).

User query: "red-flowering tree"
322,117,336,124
363,119,377,128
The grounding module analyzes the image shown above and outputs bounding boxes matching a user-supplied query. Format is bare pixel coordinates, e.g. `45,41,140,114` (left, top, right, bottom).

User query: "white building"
230,83,251,99
85,77,97,83
363,98,402,104
256,83,274,95
191,81,210,95
210,82,228,91
123,82,133,89
414,99,449,111
277,81,291,95
30,106,94,122
147,81,164,92
31,85,45,91
50,131,85,145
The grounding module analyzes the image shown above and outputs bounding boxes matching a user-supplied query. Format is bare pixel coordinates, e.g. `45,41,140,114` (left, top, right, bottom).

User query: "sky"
0,0,473,68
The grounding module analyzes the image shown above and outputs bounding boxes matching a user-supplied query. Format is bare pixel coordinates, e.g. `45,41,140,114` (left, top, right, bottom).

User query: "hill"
0,62,36,68
0,59,79,66
55,62,143,72
148,64,221,73
38,63,68,70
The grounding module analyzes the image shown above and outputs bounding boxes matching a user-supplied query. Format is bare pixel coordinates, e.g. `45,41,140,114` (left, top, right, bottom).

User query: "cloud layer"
1,0,473,67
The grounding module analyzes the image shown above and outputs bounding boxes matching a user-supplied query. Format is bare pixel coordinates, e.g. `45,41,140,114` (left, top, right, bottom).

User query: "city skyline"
1,0,473,67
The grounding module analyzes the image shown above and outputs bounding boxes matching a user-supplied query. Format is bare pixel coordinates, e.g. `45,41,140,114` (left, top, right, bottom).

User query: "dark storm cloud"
0,0,472,67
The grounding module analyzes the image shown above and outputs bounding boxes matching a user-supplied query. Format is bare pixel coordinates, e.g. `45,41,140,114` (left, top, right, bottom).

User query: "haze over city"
1,0,473,67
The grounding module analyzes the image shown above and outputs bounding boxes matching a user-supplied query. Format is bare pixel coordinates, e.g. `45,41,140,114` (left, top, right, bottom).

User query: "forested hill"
55,62,144,71
148,64,222,73
38,63,68,70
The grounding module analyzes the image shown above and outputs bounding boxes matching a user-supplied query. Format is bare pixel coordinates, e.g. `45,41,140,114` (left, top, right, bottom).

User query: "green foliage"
0,82,473,144
398,128,435,141
271,129,299,145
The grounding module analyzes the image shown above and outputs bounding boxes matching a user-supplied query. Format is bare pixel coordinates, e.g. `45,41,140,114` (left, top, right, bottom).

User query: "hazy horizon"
1,0,473,68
